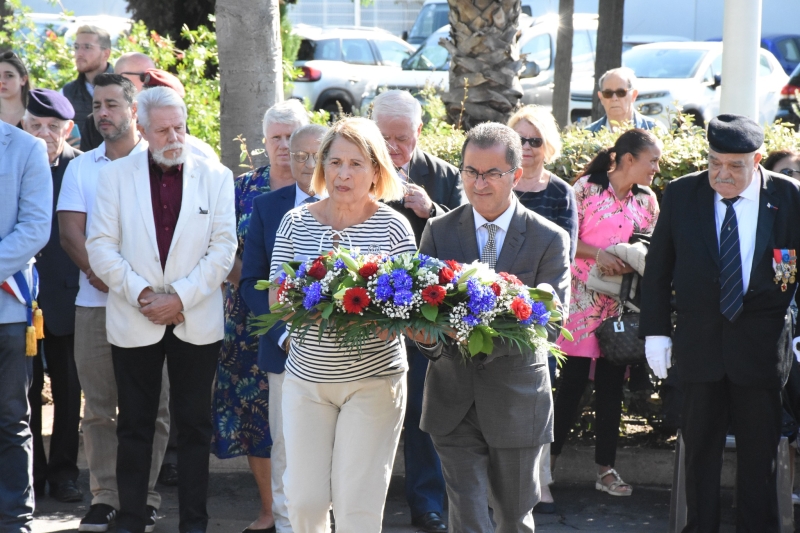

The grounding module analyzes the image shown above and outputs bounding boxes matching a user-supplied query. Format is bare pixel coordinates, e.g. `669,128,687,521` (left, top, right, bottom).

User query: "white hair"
262,99,309,139
598,67,638,90
371,90,422,128
136,86,187,130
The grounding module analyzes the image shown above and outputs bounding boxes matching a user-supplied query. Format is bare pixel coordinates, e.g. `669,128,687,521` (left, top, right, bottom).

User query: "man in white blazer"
86,87,236,533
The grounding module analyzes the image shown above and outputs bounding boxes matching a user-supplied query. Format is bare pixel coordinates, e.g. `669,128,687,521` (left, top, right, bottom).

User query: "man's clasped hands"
138,288,185,325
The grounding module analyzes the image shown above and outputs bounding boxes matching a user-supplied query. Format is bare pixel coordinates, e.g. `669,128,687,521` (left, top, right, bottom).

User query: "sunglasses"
601,88,629,99
119,71,151,83
519,136,544,148
779,168,800,177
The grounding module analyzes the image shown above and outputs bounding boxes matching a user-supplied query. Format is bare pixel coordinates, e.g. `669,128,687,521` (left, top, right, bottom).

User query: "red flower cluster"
499,272,523,286
438,266,455,284
276,279,288,301
421,285,446,306
444,260,462,272
358,262,379,279
490,283,502,296
343,287,370,314
307,258,327,280
510,297,532,321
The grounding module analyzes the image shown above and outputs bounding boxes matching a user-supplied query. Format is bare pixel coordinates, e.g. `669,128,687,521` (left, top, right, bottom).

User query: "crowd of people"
2,22,800,533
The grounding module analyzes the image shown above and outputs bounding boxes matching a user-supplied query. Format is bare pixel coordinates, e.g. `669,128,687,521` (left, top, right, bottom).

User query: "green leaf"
535,324,548,338
421,303,438,322
254,280,271,291
333,288,347,300
340,253,360,272
341,276,356,288
456,267,477,284
481,330,494,354
468,330,484,357
282,263,296,277
321,303,334,319
560,327,574,341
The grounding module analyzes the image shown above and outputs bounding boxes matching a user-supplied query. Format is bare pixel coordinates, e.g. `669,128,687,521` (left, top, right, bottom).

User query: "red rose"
490,283,502,296
510,297,532,321
444,259,462,272
307,259,327,280
343,287,371,314
499,272,523,286
358,262,379,279
438,266,455,284
421,285,446,306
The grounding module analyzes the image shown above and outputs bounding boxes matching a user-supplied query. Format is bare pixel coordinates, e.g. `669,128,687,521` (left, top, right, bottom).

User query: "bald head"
115,53,156,92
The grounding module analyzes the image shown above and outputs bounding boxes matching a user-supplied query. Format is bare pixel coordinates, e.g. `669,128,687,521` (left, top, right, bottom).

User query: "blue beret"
707,114,763,154
27,88,75,121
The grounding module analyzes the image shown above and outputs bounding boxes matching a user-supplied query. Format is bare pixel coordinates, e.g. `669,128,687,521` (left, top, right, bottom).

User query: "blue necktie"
303,196,319,204
719,197,743,322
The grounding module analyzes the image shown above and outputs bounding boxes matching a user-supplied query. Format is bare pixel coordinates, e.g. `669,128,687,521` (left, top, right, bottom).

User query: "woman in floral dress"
551,129,662,498
211,100,308,533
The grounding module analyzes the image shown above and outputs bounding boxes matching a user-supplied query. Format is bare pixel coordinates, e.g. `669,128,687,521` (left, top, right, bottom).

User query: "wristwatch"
428,203,436,218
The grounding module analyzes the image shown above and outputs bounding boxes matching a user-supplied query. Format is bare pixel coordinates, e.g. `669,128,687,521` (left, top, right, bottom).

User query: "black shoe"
157,462,178,486
78,503,117,532
241,527,276,533
411,511,447,533
533,500,557,514
50,479,84,503
145,505,158,533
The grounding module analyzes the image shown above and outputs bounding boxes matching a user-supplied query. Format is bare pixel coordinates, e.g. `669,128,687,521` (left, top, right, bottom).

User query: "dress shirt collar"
473,199,516,234
93,136,146,163
713,168,761,205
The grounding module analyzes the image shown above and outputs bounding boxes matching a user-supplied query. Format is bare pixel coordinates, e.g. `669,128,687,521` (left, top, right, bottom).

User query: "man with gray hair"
371,89,464,533
417,122,570,533
585,67,661,133
86,86,236,533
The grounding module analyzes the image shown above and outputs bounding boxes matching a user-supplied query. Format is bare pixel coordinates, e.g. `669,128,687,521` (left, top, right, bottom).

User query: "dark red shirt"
148,152,183,270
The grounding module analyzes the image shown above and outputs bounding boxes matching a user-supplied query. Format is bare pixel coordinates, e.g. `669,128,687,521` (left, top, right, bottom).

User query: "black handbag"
595,272,647,366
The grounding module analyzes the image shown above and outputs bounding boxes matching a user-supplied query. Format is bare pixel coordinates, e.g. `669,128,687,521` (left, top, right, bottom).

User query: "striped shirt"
270,203,417,383
515,174,579,260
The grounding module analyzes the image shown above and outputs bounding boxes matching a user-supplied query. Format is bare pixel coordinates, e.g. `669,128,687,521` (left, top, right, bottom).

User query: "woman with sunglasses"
763,149,800,179
0,51,31,128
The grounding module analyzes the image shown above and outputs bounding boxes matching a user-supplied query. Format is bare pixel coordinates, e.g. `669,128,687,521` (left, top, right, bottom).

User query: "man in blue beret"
22,89,84,504
641,114,800,532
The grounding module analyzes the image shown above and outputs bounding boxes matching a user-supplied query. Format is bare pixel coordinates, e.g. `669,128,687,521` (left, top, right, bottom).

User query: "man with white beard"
86,86,236,533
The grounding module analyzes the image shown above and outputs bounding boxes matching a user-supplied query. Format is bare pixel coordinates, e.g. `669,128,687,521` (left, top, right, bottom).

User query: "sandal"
595,468,633,496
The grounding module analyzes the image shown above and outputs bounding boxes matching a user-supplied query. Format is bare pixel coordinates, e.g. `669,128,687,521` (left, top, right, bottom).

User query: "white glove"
793,336,800,363
645,336,672,379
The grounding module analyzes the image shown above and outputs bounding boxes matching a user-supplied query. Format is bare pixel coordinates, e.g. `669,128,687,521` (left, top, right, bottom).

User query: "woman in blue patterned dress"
211,100,309,533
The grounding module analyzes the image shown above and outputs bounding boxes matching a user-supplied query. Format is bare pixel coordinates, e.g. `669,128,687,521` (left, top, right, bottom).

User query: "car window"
374,40,413,67
711,54,722,77
758,53,773,77
405,39,449,70
520,33,551,70
297,38,341,61
342,39,377,65
623,47,707,78
572,30,595,70
409,4,450,42
777,38,800,63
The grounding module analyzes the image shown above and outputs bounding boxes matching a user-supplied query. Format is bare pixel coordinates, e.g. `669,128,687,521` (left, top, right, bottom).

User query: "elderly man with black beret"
22,89,84,503
641,114,800,532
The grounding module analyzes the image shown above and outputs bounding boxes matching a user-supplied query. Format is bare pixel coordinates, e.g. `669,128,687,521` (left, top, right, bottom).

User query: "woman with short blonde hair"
270,116,416,533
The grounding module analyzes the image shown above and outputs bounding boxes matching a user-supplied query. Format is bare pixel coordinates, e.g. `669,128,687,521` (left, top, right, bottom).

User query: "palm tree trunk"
216,0,283,172
552,0,574,129
591,0,625,121
442,0,523,130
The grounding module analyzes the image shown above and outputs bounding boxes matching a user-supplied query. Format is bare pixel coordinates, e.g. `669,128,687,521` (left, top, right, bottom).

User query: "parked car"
361,13,599,114
708,35,800,75
290,25,417,115
775,62,800,128
568,42,788,127
622,34,690,53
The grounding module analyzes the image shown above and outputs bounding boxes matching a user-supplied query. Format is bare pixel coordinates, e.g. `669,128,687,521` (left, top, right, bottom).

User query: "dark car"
775,62,800,128
708,35,800,75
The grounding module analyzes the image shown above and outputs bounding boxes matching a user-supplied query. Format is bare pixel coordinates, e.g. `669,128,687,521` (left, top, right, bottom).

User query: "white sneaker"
792,492,800,506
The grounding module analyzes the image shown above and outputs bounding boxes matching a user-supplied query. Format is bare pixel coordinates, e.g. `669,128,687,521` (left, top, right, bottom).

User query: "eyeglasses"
601,88,629,99
119,71,148,83
291,151,317,164
460,167,518,183
519,136,544,148
779,168,800,177
73,43,106,52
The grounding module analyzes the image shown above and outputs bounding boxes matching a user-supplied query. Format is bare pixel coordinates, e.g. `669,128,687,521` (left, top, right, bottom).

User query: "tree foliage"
125,0,216,44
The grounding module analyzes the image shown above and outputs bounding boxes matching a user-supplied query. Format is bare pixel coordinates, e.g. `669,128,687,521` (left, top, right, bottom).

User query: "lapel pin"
767,203,778,210
198,207,208,214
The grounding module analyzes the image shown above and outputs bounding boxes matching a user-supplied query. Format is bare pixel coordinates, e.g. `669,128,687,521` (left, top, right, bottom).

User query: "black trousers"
112,327,220,533
551,355,627,466
28,327,81,493
682,378,782,533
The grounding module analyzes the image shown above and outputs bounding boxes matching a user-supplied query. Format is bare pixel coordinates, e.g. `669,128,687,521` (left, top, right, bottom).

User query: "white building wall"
286,0,423,37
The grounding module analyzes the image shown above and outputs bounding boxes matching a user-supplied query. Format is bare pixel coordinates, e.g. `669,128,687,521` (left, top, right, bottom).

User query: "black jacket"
640,168,800,389
35,144,82,337
385,148,466,244
62,63,114,141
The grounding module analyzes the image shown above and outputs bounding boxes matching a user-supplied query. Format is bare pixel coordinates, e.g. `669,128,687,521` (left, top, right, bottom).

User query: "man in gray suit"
418,122,570,533
0,120,52,531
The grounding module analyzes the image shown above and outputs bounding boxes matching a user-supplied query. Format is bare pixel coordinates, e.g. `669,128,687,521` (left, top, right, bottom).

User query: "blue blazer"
240,185,296,374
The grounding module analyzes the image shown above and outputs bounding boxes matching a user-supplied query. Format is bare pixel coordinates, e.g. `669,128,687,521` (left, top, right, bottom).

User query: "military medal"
773,249,797,292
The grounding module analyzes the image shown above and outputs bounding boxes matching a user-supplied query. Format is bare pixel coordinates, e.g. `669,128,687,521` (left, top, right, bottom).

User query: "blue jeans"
0,323,34,533
404,346,445,517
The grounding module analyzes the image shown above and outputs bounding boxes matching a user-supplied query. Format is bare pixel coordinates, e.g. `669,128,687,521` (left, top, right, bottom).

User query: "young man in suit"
372,89,466,533
22,89,84,503
240,123,327,533
641,114,800,532
0,115,51,533
86,87,236,533
417,123,571,533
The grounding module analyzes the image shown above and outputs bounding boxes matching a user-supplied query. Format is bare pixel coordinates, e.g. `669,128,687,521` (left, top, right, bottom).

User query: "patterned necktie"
480,223,498,270
303,196,319,205
719,197,743,322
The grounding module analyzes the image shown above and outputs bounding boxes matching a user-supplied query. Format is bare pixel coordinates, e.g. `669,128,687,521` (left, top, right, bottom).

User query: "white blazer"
86,149,236,348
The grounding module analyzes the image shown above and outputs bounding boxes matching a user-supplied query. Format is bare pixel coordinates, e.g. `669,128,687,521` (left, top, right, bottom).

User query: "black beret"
707,113,763,154
27,88,75,120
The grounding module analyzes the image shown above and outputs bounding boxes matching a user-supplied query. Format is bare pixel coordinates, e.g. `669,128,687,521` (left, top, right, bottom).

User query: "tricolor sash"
1,258,44,355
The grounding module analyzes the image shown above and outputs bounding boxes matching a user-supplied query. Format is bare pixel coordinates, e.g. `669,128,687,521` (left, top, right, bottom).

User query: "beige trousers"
268,371,292,533
74,306,170,509
282,372,406,533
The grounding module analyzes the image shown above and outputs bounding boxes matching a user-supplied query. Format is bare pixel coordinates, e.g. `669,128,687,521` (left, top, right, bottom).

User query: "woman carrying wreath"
268,117,417,532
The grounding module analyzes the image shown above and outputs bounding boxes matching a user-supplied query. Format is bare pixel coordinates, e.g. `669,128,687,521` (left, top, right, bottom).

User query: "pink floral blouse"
557,175,660,358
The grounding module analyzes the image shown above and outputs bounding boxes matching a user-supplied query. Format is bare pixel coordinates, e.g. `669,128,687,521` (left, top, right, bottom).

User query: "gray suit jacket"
0,122,52,324
418,200,570,448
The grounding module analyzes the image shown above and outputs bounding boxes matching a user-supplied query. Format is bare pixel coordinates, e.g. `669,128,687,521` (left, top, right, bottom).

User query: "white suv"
291,25,417,115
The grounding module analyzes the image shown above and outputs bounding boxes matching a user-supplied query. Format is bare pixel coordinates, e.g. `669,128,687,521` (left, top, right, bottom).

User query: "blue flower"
302,282,323,309
417,254,431,268
376,274,394,301
463,314,481,327
276,272,287,285
296,263,307,278
466,278,496,315
394,289,413,306
531,301,551,326
334,259,346,270
391,269,413,291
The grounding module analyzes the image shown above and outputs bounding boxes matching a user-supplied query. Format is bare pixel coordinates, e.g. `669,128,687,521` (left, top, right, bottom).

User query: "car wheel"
319,99,352,120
